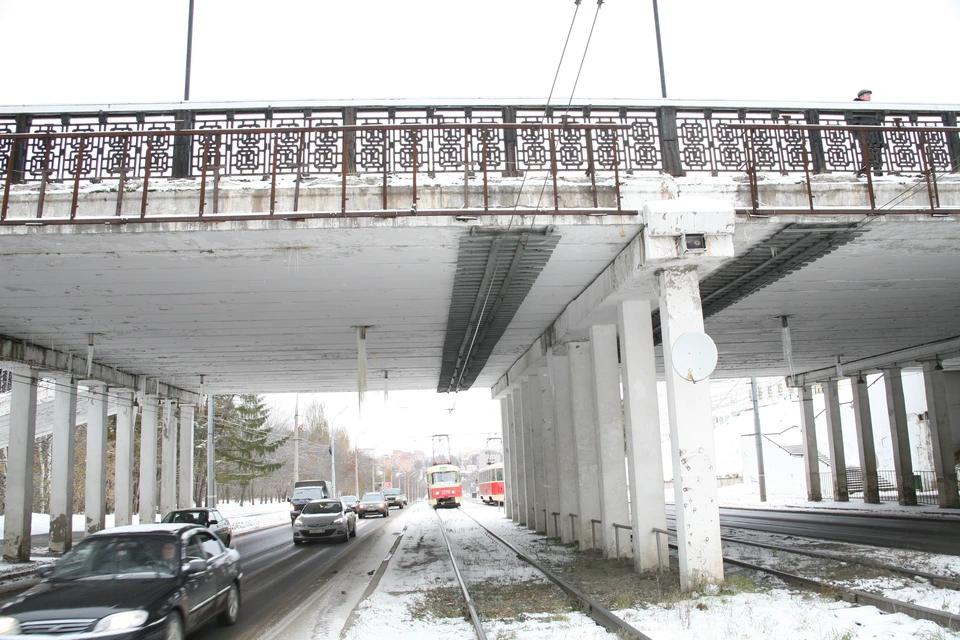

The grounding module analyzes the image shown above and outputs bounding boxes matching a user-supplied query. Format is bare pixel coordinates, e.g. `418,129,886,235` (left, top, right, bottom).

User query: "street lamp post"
184,0,195,101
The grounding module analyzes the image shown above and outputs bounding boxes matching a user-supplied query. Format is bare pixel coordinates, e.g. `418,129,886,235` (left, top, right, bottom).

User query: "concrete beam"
536,366,561,539
549,352,580,545
824,381,849,502
0,336,200,404
921,360,960,508
851,375,880,504
500,397,513,520
793,337,960,386
798,384,823,502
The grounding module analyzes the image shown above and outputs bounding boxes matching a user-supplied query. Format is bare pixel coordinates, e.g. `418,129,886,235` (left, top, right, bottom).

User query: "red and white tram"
425,464,462,508
478,462,504,505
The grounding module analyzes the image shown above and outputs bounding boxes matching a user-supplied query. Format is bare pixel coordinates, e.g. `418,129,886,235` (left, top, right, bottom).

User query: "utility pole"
206,392,215,507
293,396,299,484
751,377,767,501
354,444,360,496
651,0,667,98
184,0,195,100
330,436,336,497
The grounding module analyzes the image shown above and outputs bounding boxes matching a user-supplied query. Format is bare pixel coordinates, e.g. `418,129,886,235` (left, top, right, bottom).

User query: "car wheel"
384,511,389,518
218,583,240,626
350,525,357,538
224,535,232,548
164,611,184,640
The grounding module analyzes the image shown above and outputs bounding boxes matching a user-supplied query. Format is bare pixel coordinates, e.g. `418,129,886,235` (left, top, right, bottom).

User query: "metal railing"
818,469,940,506
612,522,633,559
1,102,958,222
0,121,630,222
731,121,960,216
651,526,674,573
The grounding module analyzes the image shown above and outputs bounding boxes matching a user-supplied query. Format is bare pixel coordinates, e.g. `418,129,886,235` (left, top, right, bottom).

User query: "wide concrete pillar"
49,374,78,552
824,380,849,502
657,266,723,591
511,389,529,526
589,324,631,559
798,384,823,502
160,399,178,516
851,375,880,504
84,383,109,535
178,404,195,508
114,389,136,526
618,300,668,572
882,367,917,505
921,360,960,508
527,375,548,533
519,377,539,531
500,397,514,520
568,341,602,551
2,363,38,562
139,394,160,524
536,366,561,539
506,392,522,523
549,351,580,545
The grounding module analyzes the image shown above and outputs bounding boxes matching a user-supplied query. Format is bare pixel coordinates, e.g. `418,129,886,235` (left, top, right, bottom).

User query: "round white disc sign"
671,332,718,383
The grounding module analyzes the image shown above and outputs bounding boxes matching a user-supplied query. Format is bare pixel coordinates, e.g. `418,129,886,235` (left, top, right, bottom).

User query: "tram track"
434,507,653,640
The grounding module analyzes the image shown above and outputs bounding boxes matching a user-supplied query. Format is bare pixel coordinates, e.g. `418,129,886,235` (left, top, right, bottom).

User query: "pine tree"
216,394,288,505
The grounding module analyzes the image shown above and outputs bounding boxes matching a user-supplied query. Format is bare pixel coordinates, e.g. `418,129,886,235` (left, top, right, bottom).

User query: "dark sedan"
0,523,242,638
161,507,233,547
357,492,389,518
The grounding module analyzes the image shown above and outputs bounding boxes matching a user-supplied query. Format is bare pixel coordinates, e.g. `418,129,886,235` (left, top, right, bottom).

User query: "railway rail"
434,507,652,640
652,526,960,632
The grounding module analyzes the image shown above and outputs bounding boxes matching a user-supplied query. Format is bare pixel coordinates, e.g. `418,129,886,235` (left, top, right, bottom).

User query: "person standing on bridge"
850,89,884,176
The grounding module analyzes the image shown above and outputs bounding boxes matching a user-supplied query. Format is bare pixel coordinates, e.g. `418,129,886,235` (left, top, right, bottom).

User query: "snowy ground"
343,490,960,640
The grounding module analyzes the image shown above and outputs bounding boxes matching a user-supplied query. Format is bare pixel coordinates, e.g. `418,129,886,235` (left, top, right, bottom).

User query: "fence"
818,470,940,506
2,102,959,220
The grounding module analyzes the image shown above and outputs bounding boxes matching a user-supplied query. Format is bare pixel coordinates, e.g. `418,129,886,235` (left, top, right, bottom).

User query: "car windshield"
383,489,401,496
50,535,178,580
361,493,383,502
161,510,207,525
292,486,326,500
341,495,357,502
302,501,342,515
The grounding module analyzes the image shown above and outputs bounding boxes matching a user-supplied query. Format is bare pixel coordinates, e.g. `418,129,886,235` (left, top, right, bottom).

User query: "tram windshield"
429,470,460,484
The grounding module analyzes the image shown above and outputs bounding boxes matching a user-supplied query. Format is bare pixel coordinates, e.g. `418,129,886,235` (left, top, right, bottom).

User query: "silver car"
292,499,357,544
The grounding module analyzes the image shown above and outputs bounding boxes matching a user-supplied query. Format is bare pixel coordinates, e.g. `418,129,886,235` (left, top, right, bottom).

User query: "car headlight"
380,503,386,508
0,617,21,634
289,503,296,512
93,610,149,632
294,518,304,526
332,517,343,524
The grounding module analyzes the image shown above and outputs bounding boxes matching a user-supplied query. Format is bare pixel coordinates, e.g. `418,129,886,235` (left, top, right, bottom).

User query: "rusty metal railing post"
552,512,559,538
805,109,827,174
381,129,388,211
340,127,349,216
502,106,518,177
743,129,760,214
569,513,578,543
482,130,489,211
411,128,419,212
917,130,940,214
585,128,598,207
199,136,210,216
549,129,559,211
70,136,86,220
269,132,278,215
657,106,684,176
612,130,622,211
37,138,53,219
213,134,221,215
2,138,17,220
858,130,877,210
943,112,960,173
141,136,153,218
800,128,814,211
115,136,130,218
590,518,600,550
294,130,305,213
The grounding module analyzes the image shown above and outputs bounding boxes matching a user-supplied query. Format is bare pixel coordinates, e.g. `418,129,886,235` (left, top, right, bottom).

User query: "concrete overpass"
1,99,959,590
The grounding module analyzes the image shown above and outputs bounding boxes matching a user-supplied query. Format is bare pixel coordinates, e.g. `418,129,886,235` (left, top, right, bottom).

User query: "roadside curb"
340,521,409,635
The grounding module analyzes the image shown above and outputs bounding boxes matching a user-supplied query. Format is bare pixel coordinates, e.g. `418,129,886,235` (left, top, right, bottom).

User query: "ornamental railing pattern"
2,103,957,182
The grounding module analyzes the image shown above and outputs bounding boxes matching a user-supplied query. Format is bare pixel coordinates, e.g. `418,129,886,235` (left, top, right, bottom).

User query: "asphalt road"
666,506,960,556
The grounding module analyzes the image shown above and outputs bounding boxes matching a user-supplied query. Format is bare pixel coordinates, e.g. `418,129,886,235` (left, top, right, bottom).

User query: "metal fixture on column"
750,377,767,502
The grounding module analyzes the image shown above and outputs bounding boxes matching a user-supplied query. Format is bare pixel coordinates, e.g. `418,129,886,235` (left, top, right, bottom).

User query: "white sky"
1,0,958,106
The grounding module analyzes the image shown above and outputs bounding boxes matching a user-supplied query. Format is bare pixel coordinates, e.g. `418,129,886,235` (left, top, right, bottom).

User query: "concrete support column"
160,399,178,517
537,366,561,538
506,392,522,523
2,363,38,562
178,404,195,508
618,300,668,572
882,367,917,506
568,341,602,551
139,394,160,524
519,377,539,531
549,351,579,544
512,389,529,526
921,360,960,508
49,374,78,553
589,324,631,559
798,384,823,502
114,389,136,526
657,266,723,591
527,374,548,533
500,397,514,520
824,380,849,501
84,383,109,535
851,375,880,504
